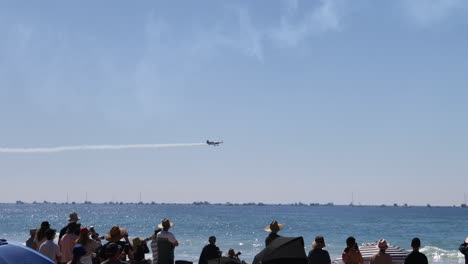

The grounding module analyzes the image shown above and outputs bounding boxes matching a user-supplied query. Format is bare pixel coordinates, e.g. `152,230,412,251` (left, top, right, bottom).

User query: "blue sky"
1,0,467,205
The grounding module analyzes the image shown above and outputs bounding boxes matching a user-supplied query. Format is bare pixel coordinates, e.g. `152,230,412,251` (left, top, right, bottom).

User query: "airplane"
206,140,223,146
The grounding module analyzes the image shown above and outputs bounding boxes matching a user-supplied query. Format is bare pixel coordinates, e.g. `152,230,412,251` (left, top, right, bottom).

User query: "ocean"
0,203,466,263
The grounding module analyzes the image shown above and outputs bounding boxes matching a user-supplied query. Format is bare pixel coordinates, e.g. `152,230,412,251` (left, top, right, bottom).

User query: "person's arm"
123,234,133,251
143,243,150,254
358,251,364,264
168,233,179,247
56,245,62,263
342,251,350,263
32,239,38,250
199,247,207,264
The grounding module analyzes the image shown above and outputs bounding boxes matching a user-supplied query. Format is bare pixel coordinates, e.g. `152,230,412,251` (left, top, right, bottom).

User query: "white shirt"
157,230,177,244
39,240,62,264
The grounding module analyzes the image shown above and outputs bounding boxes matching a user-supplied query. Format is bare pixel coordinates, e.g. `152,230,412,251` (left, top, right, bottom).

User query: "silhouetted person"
157,218,179,264
308,236,331,264
264,220,283,247
459,237,468,264
342,236,363,264
26,229,37,248
370,239,392,264
404,238,428,264
199,236,220,264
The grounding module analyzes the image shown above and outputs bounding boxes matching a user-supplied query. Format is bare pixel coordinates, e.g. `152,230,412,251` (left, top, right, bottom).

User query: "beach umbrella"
252,237,308,264
0,239,54,264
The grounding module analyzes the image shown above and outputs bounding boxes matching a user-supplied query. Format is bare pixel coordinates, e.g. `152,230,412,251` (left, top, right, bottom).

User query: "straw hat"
68,211,80,222
158,218,174,229
377,239,388,249
264,220,283,233
105,226,128,242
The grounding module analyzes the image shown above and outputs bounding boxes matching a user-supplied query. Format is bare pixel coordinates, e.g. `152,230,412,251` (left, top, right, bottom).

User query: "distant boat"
349,192,354,207
15,201,25,205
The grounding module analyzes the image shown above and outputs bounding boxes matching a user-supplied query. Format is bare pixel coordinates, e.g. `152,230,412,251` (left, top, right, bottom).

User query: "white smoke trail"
0,143,207,153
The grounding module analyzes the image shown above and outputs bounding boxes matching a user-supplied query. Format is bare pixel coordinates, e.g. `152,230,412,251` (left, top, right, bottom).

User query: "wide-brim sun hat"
158,218,174,229
68,211,80,222
264,220,284,233
105,226,128,242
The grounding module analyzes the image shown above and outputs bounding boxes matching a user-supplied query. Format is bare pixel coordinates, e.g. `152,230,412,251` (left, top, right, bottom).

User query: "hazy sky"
1,0,467,206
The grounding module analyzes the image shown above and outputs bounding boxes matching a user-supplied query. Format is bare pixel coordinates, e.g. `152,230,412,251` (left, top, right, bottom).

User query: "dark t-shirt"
404,251,428,264
265,233,280,247
199,244,220,264
99,241,129,261
134,243,150,261
308,248,331,264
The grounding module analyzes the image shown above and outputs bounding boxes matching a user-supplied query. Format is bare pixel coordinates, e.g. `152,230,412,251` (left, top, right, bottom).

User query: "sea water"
0,204,466,263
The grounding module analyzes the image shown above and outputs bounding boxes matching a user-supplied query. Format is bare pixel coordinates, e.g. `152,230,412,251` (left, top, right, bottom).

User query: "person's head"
346,236,356,247
72,244,87,258
105,243,122,259
377,239,388,252
264,220,283,234
411,237,421,251
209,236,216,245
41,221,50,229
228,248,236,257
29,229,37,237
45,228,56,240
465,237,468,244
68,211,80,223
80,227,89,236
158,218,174,231
133,237,143,248
312,236,326,249
77,227,90,245
36,221,50,240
